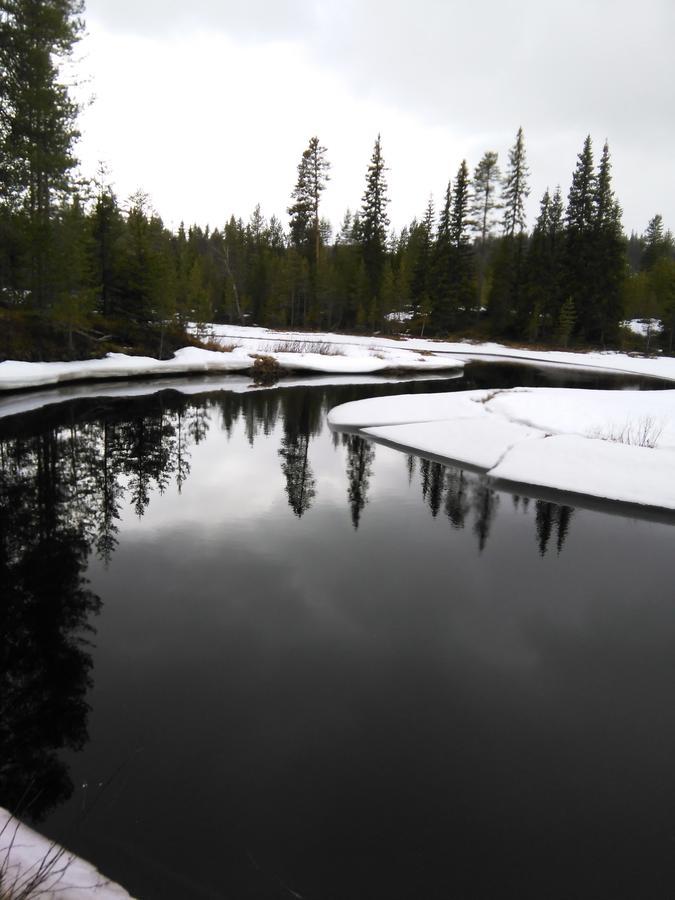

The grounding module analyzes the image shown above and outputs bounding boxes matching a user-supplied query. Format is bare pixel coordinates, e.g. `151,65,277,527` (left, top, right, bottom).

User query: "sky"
73,0,675,238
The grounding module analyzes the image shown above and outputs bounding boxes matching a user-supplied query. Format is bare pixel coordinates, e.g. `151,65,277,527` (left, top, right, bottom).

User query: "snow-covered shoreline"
0,807,133,899
328,387,675,512
208,323,675,383
3,323,675,396
0,339,463,394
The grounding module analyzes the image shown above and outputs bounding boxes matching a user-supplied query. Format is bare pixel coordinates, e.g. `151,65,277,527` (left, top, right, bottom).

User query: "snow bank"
491,435,675,508
0,807,133,899
206,323,675,383
328,387,675,511
0,347,252,391
0,342,463,394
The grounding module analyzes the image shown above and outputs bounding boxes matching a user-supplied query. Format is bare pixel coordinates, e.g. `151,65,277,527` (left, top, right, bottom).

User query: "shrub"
190,336,236,353
259,340,343,356
251,354,282,384
588,416,664,448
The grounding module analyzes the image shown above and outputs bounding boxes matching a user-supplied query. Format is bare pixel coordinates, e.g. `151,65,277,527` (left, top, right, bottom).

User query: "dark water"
2,363,675,900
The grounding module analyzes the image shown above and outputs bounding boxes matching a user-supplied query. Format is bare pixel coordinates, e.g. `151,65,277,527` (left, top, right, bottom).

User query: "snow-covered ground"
622,318,663,337
0,807,133,899
4,323,675,395
207,323,675,382
0,340,462,393
328,387,675,511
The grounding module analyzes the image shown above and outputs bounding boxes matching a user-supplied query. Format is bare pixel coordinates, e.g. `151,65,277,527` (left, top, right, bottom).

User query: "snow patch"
0,343,463,394
0,807,134,899
328,386,675,510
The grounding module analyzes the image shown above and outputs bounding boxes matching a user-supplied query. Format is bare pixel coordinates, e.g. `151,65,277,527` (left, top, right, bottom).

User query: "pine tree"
287,136,330,325
589,141,626,342
471,151,501,315
287,135,330,267
359,134,390,320
489,129,530,335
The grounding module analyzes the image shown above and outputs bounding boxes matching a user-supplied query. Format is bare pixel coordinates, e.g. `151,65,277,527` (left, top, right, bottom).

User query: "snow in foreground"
0,343,462,392
0,807,133,899
328,387,675,511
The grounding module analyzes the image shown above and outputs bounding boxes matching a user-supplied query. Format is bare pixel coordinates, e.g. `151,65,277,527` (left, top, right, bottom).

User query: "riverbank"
206,324,675,382
0,342,462,393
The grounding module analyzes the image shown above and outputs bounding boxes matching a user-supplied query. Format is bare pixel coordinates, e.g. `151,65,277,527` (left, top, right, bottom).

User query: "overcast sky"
74,0,675,237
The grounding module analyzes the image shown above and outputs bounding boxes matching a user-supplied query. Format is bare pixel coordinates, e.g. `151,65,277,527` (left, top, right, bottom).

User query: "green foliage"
556,296,576,347
563,138,627,343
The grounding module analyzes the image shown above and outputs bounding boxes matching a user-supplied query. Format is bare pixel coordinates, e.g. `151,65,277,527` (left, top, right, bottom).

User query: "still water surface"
2,363,675,899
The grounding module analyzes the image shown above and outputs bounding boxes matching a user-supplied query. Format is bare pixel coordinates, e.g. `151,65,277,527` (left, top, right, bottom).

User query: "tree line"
2,0,675,360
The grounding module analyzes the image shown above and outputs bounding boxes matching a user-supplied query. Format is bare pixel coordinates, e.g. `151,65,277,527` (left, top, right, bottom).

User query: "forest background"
1,0,675,363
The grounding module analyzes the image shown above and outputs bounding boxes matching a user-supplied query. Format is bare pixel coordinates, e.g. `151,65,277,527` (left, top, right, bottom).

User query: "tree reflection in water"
0,382,577,824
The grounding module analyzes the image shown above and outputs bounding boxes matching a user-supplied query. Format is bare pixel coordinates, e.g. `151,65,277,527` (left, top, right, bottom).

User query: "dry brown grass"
588,416,664,448
251,354,282,384
190,336,236,353
259,340,343,356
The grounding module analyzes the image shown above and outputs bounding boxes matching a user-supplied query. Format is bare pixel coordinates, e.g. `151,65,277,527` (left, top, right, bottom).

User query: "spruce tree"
90,178,123,317
501,127,530,238
448,159,474,323
564,136,596,341
566,136,595,234
489,128,529,335
359,134,390,321
590,141,626,342
523,187,565,339
287,136,330,325
642,214,672,269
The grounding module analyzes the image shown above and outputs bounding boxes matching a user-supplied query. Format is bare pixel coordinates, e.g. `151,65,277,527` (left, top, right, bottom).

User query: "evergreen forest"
2,0,675,362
